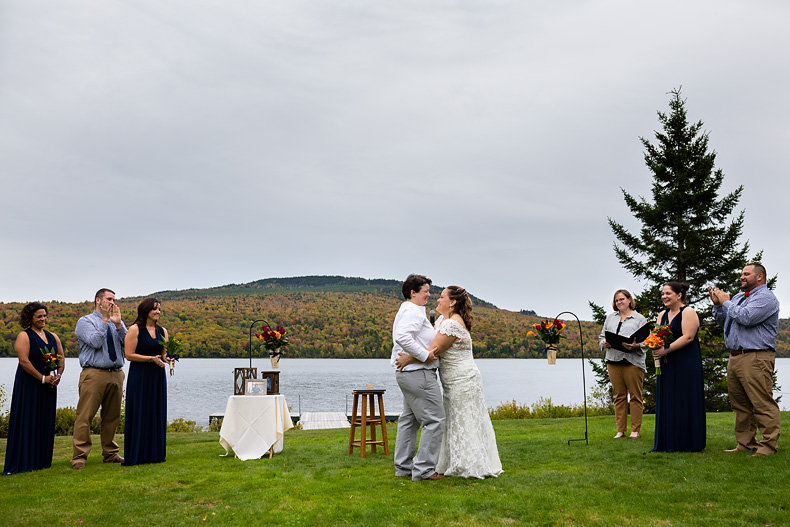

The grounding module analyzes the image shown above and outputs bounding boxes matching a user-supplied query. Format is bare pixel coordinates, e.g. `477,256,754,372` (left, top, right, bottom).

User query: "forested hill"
1,276,788,358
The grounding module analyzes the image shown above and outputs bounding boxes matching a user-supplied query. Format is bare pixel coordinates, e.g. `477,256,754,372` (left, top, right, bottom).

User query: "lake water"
3,358,790,426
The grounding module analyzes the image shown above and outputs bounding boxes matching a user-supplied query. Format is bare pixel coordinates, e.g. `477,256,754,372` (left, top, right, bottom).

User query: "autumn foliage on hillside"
2,278,787,359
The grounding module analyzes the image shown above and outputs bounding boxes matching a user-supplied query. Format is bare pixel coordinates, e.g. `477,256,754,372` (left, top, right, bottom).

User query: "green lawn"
1,412,787,526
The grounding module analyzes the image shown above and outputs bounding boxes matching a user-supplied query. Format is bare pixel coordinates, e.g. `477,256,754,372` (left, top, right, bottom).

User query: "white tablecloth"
219,395,293,460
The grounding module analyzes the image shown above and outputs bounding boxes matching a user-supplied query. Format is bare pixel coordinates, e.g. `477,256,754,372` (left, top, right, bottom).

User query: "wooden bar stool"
348,389,389,458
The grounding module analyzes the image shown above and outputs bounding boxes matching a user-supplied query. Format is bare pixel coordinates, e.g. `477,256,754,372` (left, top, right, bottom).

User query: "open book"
605,323,652,353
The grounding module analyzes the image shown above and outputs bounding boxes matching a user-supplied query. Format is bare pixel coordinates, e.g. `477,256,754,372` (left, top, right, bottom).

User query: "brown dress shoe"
71,461,86,470
748,452,768,458
103,455,124,464
423,473,445,481
722,448,741,453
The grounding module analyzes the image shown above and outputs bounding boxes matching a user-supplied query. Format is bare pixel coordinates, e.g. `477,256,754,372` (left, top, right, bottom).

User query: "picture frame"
234,367,257,395
259,371,280,395
245,380,268,396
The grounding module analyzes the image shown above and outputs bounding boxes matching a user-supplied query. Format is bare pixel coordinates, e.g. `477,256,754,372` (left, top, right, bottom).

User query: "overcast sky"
2,1,788,320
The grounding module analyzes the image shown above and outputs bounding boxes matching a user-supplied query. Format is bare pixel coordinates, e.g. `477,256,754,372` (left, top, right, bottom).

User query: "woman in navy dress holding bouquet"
650,282,706,452
123,298,174,465
3,302,65,475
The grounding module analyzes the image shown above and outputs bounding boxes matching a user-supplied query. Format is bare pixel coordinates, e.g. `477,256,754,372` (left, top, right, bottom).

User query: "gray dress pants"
394,369,445,480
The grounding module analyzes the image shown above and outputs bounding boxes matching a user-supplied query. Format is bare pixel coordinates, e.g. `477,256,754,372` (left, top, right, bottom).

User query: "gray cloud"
2,0,788,319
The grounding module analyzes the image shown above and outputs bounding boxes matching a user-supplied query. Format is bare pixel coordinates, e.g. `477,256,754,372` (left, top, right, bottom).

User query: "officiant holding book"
598,289,649,439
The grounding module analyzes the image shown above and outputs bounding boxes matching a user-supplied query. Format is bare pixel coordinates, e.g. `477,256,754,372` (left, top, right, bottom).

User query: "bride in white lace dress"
396,286,503,479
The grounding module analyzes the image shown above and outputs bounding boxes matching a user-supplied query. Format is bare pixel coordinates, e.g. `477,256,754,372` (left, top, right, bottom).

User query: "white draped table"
219,395,293,460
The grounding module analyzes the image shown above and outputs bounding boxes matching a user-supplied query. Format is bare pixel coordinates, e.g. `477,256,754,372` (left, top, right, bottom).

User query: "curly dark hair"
446,286,473,331
20,302,48,329
132,297,161,329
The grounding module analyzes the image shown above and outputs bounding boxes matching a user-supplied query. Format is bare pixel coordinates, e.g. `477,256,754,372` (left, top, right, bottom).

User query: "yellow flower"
526,331,536,337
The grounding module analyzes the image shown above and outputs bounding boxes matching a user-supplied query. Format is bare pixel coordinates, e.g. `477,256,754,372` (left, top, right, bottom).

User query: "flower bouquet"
644,324,673,375
527,319,566,365
157,335,181,376
41,346,61,375
256,325,289,369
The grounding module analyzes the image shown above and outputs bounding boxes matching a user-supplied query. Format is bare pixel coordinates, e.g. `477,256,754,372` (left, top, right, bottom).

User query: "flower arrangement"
527,319,566,365
257,324,289,369
157,335,181,376
41,346,61,373
526,319,567,345
644,324,673,375
256,325,289,353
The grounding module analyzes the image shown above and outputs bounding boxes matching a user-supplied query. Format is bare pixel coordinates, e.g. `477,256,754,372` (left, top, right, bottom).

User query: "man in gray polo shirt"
391,274,445,481
711,263,781,457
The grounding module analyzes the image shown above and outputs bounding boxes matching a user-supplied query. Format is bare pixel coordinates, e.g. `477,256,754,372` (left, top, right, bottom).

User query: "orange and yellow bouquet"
644,324,673,375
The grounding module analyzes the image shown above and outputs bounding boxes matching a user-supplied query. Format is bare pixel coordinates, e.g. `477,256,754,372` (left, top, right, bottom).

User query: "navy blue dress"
123,326,167,465
2,329,58,475
652,307,706,452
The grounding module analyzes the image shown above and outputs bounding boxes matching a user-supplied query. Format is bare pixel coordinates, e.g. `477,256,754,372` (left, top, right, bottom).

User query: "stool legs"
360,393,368,458
368,394,376,455
347,391,389,457
348,393,360,455
378,393,389,455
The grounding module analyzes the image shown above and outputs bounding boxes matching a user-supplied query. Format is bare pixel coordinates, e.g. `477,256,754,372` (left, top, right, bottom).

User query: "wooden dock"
300,412,350,430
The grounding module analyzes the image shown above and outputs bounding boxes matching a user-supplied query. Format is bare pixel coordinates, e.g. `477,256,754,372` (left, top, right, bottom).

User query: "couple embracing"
390,274,503,481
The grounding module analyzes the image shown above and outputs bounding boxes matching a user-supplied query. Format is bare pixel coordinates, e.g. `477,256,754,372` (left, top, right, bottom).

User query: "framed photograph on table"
245,380,268,396
260,371,280,395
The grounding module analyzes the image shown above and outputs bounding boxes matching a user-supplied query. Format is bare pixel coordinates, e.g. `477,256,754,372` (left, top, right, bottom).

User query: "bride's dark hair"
447,286,473,331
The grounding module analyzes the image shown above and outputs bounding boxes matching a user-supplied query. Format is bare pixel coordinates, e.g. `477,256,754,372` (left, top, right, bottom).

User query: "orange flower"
644,334,664,350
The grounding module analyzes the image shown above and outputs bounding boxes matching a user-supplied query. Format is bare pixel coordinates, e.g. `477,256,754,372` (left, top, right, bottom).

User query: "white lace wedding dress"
435,316,503,478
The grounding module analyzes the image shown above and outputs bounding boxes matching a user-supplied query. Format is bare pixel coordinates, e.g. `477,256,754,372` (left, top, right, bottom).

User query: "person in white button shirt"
391,274,446,481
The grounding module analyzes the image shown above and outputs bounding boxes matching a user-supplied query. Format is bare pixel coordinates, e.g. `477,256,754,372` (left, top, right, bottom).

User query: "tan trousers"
727,351,781,455
607,362,645,434
72,367,125,465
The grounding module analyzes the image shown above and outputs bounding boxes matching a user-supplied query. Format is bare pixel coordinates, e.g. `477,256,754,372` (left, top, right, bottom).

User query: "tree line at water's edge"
1,277,788,359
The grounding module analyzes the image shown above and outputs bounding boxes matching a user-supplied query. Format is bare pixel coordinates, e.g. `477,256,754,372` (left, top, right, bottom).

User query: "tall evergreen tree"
609,88,750,314
592,88,770,412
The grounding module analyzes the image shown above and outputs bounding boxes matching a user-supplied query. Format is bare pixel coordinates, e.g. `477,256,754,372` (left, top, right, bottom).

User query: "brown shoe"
423,473,445,481
103,455,124,464
722,448,741,453
748,452,768,458
71,461,86,470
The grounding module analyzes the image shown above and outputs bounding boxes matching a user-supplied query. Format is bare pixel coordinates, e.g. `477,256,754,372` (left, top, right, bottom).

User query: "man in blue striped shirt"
710,263,781,457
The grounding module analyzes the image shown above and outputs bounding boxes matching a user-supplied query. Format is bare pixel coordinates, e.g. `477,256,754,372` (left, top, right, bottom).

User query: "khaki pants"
72,367,125,465
727,351,781,455
607,362,645,434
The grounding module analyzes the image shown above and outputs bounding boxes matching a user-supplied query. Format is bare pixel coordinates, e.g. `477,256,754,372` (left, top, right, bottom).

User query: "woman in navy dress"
122,297,173,466
3,303,65,475
651,282,706,452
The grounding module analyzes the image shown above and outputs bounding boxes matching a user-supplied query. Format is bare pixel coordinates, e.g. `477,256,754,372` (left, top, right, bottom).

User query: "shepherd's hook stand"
555,311,588,446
